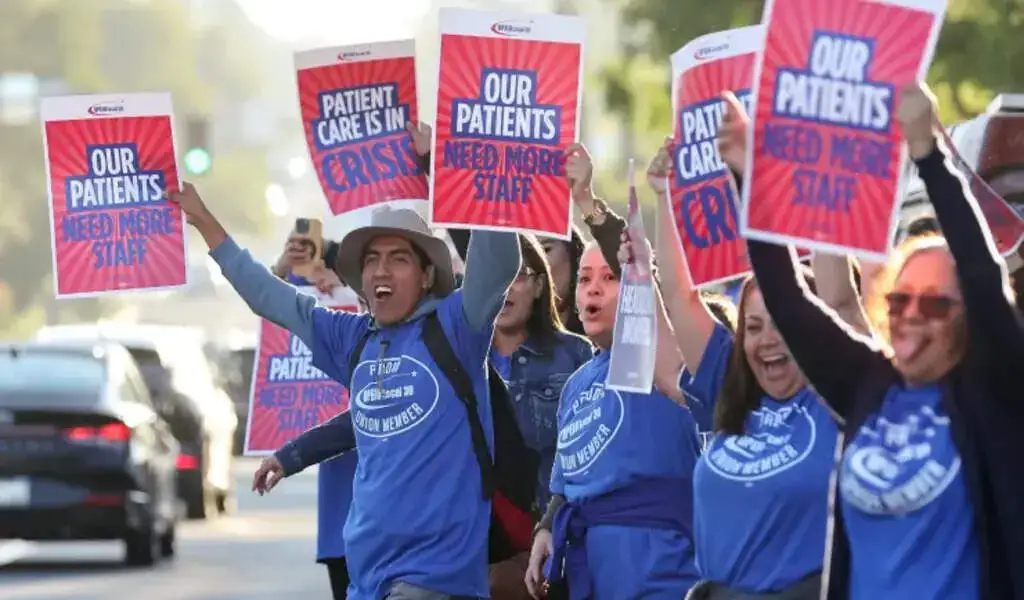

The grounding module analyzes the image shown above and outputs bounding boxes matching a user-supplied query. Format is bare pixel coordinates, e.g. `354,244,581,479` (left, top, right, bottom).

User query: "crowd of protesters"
168,80,1024,600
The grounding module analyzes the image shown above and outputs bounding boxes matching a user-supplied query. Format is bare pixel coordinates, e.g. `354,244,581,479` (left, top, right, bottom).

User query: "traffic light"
183,116,212,176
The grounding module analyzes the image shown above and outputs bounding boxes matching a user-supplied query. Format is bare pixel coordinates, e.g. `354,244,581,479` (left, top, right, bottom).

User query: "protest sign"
41,93,186,298
295,40,428,216
244,286,361,456
940,124,1024,257
607,160,656,394
430,8,585,239
670,26,763,287
741,0,948,261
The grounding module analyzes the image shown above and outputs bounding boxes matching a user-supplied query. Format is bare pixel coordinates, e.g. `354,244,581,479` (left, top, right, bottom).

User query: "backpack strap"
421,311,496,501
347,329,373,383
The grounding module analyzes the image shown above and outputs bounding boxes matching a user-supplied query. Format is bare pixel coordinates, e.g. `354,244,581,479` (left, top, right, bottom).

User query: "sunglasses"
885,292,960,320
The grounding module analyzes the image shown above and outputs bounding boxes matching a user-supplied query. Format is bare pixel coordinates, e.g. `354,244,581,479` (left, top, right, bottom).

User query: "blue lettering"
64,144,166,213
90,238,148,268
679,181,740,249
675,91,752,186
760,123,822,164
450,68,561,145
320,137,419,193
277,408,319,432
829,134,894,178
792,169,856,214
771,32,894,133
312,83,408,151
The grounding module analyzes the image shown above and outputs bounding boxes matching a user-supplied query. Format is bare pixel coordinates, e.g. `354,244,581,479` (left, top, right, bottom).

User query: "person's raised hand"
166,182,210,226
251,455,285,496
895,81,939,160
312,264,343,295
646,136,675,196
406,121,433,157
564,142,595,204
717,91,750,176
525,528,553,599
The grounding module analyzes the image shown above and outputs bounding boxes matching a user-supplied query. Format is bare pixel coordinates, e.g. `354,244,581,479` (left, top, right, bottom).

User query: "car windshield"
0,352,105,403
124,347,170,394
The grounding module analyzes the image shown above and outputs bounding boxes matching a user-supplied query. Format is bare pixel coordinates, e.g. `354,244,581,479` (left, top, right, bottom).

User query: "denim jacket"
491,330,593,509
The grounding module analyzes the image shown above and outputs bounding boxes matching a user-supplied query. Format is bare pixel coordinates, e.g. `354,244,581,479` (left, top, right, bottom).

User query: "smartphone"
290,217,324,280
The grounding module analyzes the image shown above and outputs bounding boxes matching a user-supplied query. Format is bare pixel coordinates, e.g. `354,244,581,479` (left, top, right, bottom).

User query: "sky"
235,0,432,45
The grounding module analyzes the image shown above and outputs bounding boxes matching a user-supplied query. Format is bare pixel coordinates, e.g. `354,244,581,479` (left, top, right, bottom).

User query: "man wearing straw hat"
169,184,521,600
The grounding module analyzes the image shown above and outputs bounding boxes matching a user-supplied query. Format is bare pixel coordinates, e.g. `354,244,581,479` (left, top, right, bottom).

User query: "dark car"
35,324,238,520
0,342,179,566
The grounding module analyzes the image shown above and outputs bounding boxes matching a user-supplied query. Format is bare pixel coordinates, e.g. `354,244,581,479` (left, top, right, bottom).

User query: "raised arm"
898,83,1024,364
649,139,718,373
171,184,317,348
811,253,872,335
565,143,627,277
462,230,521,330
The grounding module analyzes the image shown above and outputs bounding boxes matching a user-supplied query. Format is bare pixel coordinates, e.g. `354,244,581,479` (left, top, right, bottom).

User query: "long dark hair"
558,226,587,335
520,234,567,344
715,270,816,435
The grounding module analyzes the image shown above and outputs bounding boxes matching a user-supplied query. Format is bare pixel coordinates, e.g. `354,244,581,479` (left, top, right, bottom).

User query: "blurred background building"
0,0,1017,341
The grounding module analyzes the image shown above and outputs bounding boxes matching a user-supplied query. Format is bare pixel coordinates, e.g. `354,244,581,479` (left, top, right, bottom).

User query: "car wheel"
215,488,235,515
124,528,158,567
160,524,176,558
185,483,209,520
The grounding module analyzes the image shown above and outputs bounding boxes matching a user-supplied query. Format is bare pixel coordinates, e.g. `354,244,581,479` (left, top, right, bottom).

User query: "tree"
0,0,273,338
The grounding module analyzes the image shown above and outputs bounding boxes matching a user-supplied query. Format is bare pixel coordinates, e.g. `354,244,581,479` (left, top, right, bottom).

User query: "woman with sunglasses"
732,82,1024,599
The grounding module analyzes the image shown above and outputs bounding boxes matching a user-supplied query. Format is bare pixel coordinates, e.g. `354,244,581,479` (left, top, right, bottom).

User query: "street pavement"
0,458,330,600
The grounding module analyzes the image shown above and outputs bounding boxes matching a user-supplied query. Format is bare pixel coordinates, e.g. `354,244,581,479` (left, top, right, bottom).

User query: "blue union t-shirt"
840,384,980,600
309,290,494,599
682,325,838,592
551,350,701,598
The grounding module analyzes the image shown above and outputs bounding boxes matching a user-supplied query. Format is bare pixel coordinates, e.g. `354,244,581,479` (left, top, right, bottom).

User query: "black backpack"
348,311,540,563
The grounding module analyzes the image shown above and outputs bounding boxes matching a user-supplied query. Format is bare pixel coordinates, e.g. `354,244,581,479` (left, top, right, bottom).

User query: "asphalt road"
0,458,331,600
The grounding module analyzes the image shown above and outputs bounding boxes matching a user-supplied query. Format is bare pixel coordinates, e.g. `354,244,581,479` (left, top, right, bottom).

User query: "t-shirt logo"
840,405,960,515
705,404,817,482
350,355,440,438
556,382,624,476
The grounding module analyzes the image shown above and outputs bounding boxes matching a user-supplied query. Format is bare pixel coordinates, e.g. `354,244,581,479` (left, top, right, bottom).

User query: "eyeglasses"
884,292,960,320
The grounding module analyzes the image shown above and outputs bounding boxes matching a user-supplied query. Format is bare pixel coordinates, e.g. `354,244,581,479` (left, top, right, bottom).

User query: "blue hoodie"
212,231,520,600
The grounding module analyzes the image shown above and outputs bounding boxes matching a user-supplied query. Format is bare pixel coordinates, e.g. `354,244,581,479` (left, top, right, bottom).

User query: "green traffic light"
183,148,212,175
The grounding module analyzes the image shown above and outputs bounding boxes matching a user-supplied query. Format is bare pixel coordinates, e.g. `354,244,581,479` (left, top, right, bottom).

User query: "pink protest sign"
41,93,187,298
670,26,763,288
430,8,585,239
741,0,948,261
244,286,362,456
295,40,428,216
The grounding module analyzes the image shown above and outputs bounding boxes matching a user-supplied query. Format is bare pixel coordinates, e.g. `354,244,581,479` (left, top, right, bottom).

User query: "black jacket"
748,145,1024,600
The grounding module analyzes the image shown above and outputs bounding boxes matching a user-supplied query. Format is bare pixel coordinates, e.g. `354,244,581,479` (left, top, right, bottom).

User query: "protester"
169,184,521,599
268,234,360,600
525,235,702,599
636,138,862,599
488,234,592,600
739,82,1024,599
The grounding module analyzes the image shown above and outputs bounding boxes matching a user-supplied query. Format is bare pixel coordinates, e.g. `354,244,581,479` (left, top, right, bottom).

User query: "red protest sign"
741,0,948,261
295,40,428,216
42,93,187,298
244,287,361,456
670,26,762,288
430,9,584,238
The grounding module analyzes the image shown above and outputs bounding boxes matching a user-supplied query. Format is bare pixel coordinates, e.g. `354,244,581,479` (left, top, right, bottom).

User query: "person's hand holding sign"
716,90,751,177
895,81,939,160
646,137,674,196
406,121,432,157
167,183,227,251
565,142,597,210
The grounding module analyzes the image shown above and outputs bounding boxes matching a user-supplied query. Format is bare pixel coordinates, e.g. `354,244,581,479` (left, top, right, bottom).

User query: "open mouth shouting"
760,353,791,379
581,302,603,321
373,284,393,302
